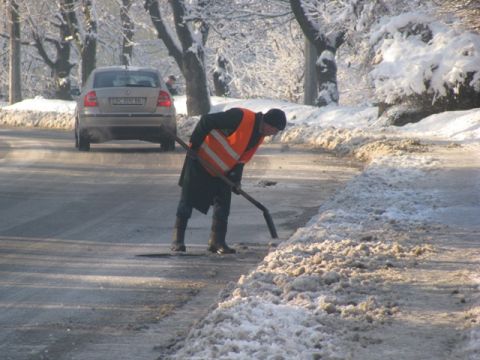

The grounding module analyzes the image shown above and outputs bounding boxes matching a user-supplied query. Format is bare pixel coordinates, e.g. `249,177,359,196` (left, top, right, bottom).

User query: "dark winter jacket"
179,108,263,214
166,82,178,95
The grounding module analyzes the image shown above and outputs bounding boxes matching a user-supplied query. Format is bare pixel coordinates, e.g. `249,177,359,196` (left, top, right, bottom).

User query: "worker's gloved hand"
227,165,243,195
232,182,241,195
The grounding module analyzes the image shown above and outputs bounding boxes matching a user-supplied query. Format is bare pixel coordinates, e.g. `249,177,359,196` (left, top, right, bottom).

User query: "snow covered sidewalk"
167,140,480,359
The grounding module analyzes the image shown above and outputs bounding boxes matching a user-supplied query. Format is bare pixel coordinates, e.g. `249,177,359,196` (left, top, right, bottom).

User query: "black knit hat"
263,108,286,130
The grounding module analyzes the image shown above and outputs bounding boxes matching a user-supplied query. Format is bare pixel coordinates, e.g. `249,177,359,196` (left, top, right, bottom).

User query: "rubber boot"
171,217,188,252
207,219,236,254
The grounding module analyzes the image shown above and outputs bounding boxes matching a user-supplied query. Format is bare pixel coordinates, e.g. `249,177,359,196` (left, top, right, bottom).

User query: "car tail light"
157,90,172,107
84,90,98,107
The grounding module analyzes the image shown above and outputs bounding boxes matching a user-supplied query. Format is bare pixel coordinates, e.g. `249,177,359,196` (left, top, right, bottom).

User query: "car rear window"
94,70,160,88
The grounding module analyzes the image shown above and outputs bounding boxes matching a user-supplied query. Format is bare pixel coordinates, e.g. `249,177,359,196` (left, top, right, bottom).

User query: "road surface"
0,127,362,360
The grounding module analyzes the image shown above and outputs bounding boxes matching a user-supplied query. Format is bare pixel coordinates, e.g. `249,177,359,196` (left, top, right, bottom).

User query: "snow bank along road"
168,138,480,360
0,126,361,360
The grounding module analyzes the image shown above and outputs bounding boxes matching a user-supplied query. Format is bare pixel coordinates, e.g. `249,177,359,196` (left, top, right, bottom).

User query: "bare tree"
200,0,301,102
290,0,345,107
29,3,75,100
213,54,230,97
7,0,22,104
61,0,97,85
145,0,210,116
120,0,134,65
304,39,317,105
289,0,396,107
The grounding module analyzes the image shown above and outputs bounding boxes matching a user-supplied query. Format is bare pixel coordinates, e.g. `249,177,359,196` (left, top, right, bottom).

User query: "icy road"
0,127,361,360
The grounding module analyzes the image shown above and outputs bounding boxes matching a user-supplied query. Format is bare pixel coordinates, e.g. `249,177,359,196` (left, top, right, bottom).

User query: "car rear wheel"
78,134,90,152
74,120,80,148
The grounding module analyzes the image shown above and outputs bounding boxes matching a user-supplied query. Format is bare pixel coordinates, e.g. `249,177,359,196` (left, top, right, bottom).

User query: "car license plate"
111,97,145,105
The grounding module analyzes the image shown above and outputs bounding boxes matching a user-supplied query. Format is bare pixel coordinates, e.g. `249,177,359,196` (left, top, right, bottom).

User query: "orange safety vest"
196,108,264,177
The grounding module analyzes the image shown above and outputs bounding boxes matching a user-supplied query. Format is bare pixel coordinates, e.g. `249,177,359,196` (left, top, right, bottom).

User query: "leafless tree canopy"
1,0,479,107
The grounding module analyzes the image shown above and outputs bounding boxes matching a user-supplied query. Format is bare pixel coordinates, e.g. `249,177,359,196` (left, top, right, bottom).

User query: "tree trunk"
213,55,230,97
120,0,134,66
315,45,340,106
53,64,73,100
81,37,96,84
81,0,97,84
184,51,210,115
290,0,344,107
145,0,210,116
54,17,74,100
8,0,21,104
62,0,97,86
304,38,317,105
31,11,74,100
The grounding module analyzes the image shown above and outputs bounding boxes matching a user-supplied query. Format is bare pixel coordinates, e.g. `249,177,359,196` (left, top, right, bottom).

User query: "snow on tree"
61,0,98,85
1,1,60,99
3,0,480,112
289,0,390,107
201,0,303,102
213,54,231,97
120,0,134,66
370,12,480,112
28,1,75,100
145,0,210,116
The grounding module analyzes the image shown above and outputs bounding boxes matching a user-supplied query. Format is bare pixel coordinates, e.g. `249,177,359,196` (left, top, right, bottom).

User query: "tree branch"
31,32,55,68
0,32,31,45
144,0,183,68
170,0,193,51
289,0,323,47
61,0,83,53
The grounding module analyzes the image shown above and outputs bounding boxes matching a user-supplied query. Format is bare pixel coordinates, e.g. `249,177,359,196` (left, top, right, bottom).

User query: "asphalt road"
0,127,362,360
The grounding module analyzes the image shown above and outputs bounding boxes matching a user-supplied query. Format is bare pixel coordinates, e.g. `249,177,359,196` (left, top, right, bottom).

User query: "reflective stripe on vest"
209,130,240,161
197,108,257,176
199,141,230,173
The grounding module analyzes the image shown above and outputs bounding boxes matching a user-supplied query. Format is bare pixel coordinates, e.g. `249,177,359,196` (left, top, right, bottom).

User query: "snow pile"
1,97,76,113
170,147,439,359
399,108,480,142
0,97,75,130
2,95,480,156
0,109,74,130
165,99,480,359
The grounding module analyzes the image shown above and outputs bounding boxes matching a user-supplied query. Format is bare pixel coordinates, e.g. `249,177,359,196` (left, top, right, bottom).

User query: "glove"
228,164,243,195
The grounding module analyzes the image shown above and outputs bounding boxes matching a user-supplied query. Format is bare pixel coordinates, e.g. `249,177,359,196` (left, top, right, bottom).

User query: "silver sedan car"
75,66,177,151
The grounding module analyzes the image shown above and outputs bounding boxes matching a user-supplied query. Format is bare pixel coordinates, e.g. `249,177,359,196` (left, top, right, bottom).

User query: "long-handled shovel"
170,133,278,239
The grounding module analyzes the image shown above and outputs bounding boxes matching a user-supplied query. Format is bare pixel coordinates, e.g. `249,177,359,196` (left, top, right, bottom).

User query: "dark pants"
176,178,232,223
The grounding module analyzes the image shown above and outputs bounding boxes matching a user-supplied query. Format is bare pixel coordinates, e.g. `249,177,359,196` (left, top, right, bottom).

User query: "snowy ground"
1,97,479,359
